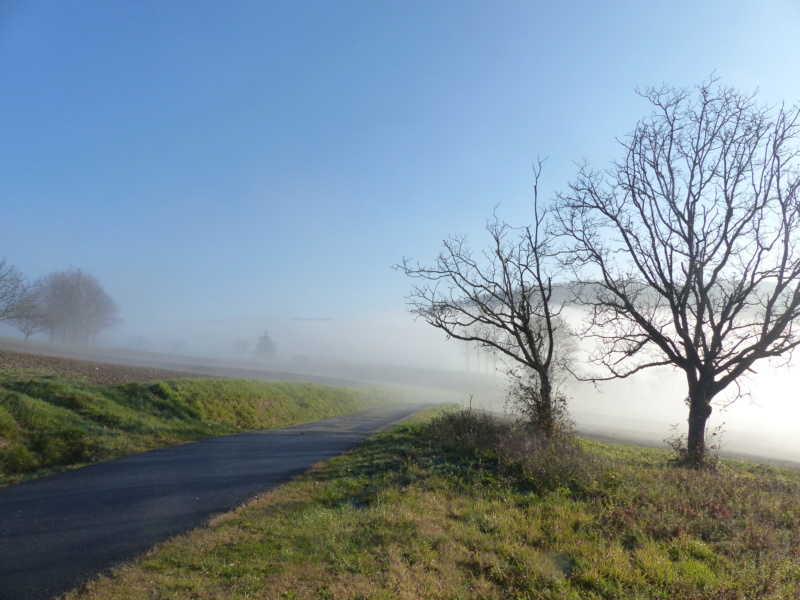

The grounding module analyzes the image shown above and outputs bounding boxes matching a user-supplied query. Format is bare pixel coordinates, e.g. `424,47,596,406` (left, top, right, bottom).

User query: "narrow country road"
0,403,433,600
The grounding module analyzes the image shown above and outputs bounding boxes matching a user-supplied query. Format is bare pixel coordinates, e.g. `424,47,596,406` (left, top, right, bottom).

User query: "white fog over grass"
2,300,799,464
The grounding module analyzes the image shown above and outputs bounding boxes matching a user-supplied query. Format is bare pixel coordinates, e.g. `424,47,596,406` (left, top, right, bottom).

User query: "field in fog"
3,308,799,469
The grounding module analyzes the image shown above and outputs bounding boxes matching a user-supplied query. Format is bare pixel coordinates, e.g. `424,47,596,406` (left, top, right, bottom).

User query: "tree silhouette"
255,330,276,359
557,78,800,463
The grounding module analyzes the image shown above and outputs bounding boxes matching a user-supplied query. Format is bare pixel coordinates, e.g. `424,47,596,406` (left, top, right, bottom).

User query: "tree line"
0,263,119,344
399,77,800,465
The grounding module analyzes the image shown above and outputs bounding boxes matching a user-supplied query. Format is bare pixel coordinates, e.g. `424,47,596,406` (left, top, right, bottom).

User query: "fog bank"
2,311,799,468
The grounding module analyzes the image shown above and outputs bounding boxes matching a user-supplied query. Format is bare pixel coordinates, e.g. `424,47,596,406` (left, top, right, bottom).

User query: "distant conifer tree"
255,330,276,359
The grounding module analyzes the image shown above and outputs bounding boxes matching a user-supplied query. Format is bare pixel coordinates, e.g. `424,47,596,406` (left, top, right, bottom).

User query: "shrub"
505,367,574,439
426,408,601,495
664,419,726,471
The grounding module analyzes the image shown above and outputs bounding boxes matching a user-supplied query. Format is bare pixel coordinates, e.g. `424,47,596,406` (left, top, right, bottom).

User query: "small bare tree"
7,285,47,341
398,161,573,437
0,259,28,322
556,78,800,463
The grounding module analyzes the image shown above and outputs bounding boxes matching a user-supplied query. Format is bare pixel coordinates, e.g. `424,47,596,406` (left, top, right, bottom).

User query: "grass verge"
0,367,397,485
62,408,800,599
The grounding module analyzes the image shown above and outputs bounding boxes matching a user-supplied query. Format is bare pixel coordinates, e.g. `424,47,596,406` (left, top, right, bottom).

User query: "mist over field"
3,304,799,467
113,305,800,467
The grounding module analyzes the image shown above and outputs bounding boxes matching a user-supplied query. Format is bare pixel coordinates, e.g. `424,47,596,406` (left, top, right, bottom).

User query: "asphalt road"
0,403,432,600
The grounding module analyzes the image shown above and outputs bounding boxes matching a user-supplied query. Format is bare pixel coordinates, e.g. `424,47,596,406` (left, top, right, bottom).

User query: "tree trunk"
539,374,554,438
686,391,713,465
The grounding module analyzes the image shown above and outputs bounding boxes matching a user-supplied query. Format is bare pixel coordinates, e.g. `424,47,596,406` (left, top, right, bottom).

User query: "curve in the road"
0,403,433,600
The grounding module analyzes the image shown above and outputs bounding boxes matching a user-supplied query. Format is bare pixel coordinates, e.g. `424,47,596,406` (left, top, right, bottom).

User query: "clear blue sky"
2,0,799,360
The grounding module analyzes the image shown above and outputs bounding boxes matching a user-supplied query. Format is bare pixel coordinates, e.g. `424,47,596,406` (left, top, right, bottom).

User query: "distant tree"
6,284,47,341
38,268,120,344
0,259,28,322
398,161,574,437
254,330,276,359
556,78,800,464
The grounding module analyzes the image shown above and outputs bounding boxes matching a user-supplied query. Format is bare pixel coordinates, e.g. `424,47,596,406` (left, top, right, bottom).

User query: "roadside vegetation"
0,367,397,485
64,408,800,600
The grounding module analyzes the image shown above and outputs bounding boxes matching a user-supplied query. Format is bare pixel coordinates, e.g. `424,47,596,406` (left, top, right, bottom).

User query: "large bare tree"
556,79,800,462
398,162,572,437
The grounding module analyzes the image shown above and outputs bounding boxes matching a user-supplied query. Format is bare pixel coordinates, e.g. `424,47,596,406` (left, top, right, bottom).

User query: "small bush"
505,371,574,439
664,421,725,471
426,409,602,495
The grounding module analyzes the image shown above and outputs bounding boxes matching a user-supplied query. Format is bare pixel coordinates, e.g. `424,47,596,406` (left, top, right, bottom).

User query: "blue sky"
2,0,800,361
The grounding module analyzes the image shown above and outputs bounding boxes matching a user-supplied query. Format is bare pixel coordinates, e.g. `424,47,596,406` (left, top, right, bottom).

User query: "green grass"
0,368,398,485
61,408,800,599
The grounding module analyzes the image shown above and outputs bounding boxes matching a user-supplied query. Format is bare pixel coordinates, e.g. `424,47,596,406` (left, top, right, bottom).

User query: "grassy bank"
0,368,397,485
63,408,800,599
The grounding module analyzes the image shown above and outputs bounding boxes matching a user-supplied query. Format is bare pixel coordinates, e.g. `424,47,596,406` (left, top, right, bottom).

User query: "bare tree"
6,284,47,341
556,78,800,463
398,162,573,437
38,268,120,344
0,259,28,322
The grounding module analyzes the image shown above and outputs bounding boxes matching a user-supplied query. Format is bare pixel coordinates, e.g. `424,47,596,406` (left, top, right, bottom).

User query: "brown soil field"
0,348,204,385
0,339,361,386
